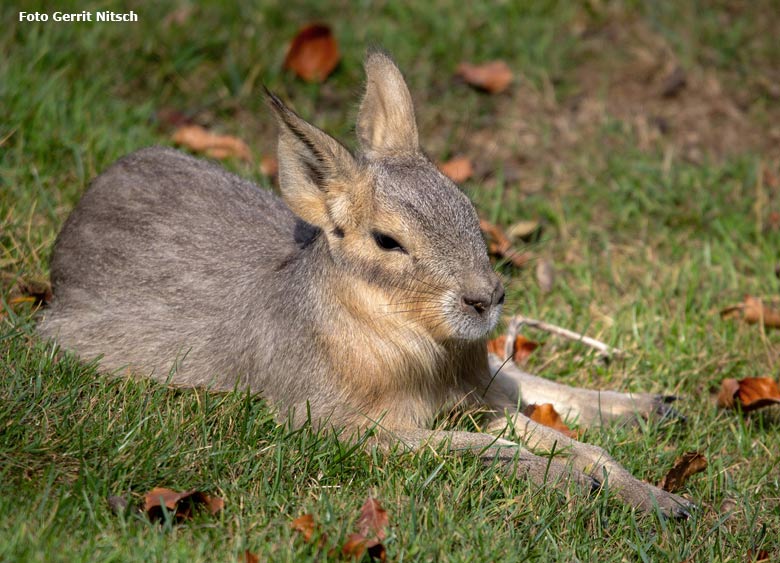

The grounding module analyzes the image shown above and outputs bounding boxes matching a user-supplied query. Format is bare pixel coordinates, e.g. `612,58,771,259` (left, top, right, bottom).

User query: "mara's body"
39,51,693,517
40,146,485,430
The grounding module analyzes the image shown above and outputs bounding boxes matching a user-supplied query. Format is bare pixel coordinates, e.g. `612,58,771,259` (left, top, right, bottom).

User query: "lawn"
2,1,779,561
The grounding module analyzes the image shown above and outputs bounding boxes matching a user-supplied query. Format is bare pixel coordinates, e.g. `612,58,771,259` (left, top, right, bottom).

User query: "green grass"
2,1,780,561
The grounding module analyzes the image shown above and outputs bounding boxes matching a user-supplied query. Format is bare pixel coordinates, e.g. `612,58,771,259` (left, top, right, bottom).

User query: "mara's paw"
650,394,687,424
605,392,687,428
613,480,696,519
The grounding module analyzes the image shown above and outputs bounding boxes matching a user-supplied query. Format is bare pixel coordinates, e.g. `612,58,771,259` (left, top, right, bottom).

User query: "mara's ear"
266,90,362,229
356,51,419,158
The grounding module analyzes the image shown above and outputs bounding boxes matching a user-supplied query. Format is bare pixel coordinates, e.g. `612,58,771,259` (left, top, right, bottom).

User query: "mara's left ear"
356,50,420,158
266,90,365,231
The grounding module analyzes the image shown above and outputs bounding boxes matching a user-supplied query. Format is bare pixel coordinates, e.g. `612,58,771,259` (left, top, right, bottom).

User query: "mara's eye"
372,231,406,253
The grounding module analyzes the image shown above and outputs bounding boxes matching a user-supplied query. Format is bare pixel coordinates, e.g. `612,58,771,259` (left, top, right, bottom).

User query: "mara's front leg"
379,427,598,493
486,411,694,518
487,354,681,428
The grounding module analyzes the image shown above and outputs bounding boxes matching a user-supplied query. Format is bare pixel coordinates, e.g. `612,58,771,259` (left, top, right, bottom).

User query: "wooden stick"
508,314,624,359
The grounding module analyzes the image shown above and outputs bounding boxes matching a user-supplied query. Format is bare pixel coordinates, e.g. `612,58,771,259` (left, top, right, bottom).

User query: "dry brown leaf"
479,219,533,268
291,513,317,542
659,451,707,492
438,156,473,183
9,277,52,307
172,125,252,161
486,335,540,363
747,549,771,562
342,497,388,561
260,155,278,177
524,403,576,438
716,378,741,409
291,512,330,550
356,497,388,541
342,533,370,560
717,377,780,412
143,487,224,522
342,534,386,561
283,24,340,82
720,295,780,329
241,550,259,563
456,61,513,94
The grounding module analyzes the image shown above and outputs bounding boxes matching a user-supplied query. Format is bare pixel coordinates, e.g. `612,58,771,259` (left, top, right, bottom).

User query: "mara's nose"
461,276,504,316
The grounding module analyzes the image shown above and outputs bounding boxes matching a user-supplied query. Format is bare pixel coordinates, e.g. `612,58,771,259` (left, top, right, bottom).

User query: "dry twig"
507,315,624,360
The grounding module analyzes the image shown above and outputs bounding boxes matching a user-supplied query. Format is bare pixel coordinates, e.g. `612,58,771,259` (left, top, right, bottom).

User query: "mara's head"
268,51,503,342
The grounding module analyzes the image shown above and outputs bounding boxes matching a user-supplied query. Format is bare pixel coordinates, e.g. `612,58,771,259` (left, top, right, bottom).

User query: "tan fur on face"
322,275,464,429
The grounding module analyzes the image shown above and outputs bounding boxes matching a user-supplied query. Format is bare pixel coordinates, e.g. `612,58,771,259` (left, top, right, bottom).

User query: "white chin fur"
447,300,502,341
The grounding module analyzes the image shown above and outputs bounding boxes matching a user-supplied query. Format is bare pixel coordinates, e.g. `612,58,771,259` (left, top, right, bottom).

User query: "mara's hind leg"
485,411,694,518
379,427,598,494
487,355,682,428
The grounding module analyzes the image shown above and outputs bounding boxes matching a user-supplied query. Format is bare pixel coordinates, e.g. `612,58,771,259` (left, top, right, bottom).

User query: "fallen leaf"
716,378,741,409
291,513,317,542
342,533,386,561
438,156,473,183
291,512,329,550
486,335,540,363
456,61,513,94
342,533,369,560
241,550,259,563
535,259,555,294
342,497,388,561
172,125,252,161
356,497,388,541
506,220,540,241
342,536,368,559
524,403,576,438
479,219,533,268
747,549,770,562
143,487,224,522
9,277,52,307
659,451,707,492
283,24,340,82
720,295,780,329
260,155,278,177
717,377,780,412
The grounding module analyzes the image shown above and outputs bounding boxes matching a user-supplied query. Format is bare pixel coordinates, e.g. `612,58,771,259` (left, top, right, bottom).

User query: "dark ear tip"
263,86,286,114
364,47,399,71
365,45,392,61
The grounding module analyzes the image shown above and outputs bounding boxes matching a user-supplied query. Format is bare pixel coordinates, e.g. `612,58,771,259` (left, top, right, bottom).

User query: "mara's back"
40,147,309,389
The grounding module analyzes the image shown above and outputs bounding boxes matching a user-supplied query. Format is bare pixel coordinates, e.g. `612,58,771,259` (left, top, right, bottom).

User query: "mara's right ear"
266,90,363,230
356,51,420,158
